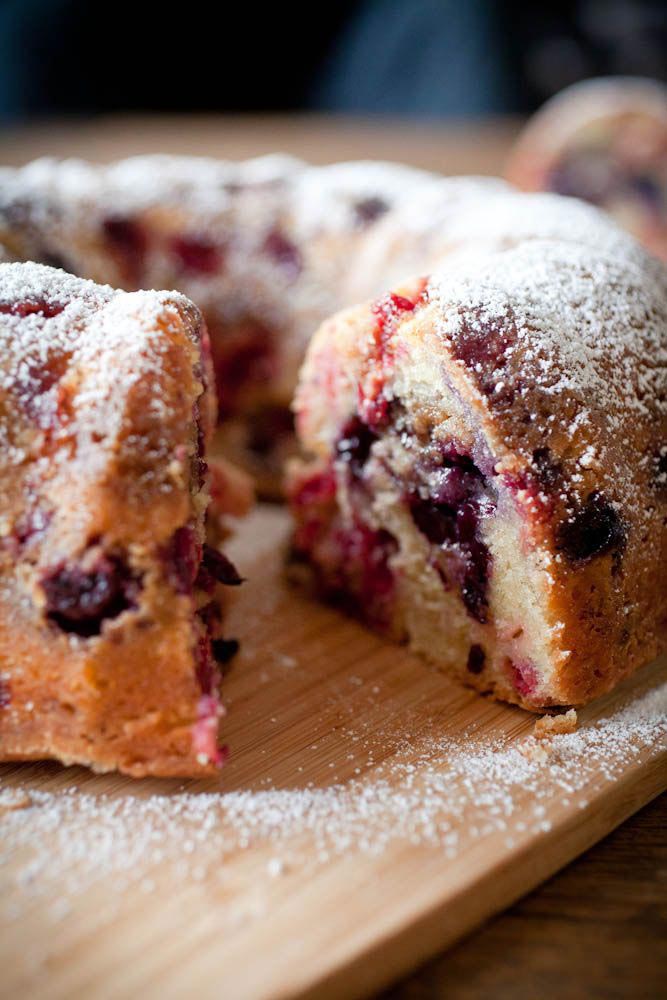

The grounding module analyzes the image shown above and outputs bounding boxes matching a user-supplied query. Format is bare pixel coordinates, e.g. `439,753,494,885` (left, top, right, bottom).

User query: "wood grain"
0,114,664,999
383,793,667,1000
0,507,665,1000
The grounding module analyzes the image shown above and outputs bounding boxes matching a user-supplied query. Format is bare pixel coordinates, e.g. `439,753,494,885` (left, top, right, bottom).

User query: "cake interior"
289,311,563,710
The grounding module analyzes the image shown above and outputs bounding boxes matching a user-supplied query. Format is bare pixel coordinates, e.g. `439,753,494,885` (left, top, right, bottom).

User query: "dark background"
0,0,666,123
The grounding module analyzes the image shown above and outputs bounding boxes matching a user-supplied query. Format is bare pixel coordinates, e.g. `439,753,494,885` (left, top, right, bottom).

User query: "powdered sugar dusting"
1,678,664,920
427,233,667,534
0,261,200,477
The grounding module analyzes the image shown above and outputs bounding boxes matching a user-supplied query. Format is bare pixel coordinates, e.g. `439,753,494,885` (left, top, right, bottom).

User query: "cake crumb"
534,709,578,739
518,739,550,764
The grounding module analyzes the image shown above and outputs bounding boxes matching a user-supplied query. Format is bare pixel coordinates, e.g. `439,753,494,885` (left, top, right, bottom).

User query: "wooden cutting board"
1,505,666,1000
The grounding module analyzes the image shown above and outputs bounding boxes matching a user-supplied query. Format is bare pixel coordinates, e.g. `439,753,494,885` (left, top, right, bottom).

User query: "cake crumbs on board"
533,708,578,739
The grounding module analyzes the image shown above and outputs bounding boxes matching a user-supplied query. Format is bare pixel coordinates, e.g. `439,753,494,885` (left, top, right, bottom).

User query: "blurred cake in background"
507,77,667,261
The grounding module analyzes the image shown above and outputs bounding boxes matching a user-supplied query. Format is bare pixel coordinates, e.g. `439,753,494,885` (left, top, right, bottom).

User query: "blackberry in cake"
288,229,667,709
0,262,244,776
507,77,667,261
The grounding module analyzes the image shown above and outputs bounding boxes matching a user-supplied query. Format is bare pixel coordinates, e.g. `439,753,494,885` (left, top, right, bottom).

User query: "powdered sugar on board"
1,674,665,923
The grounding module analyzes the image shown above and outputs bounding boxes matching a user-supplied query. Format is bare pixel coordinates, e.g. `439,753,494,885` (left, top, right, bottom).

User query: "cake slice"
0,262,243,776
288,234,667,709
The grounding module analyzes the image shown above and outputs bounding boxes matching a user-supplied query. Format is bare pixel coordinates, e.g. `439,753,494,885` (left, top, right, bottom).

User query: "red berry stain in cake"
449,309,520,404
262,228,302,279
170,234,224,275
164,525,201,596
409,448,493,624
290,466,338,553
195,635,215,694
333,520,397,627
293,467,337,509
197,600,221,629
0,678,10,709
466,644,486,674
507,659,538,699
102,216,147,285
354,196,389,226
192,694,227,767
193,406,208,491
359,292,418,429
210,320,276,420
502,447,561,522
41,554,140,637
0,299,65,319
556,491,626,563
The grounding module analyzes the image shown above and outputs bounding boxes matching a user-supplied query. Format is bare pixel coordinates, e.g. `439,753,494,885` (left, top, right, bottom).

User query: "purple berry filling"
0,677,10,708
336,417,378,475
409,449,493,624
195,634,217,695
556,491,626,563
262,228,302,279
41,553,139,637
467,644,486,674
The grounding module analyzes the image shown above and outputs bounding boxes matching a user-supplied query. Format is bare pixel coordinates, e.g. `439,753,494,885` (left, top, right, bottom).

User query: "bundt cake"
0,261,244,776
1,153,665,727
288,219,667,709
507,77,667,262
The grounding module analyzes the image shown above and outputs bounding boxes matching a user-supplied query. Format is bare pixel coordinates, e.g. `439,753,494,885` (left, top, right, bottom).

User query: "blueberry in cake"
0,262,244,776
507,77,667,262
288,228,667,709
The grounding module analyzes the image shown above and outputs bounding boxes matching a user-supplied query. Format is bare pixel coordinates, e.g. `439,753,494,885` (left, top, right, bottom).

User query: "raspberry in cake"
0,262,242,776
288,229,667,709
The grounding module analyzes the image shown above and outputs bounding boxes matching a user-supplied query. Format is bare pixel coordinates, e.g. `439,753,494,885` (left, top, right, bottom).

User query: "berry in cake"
0,262,243,777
